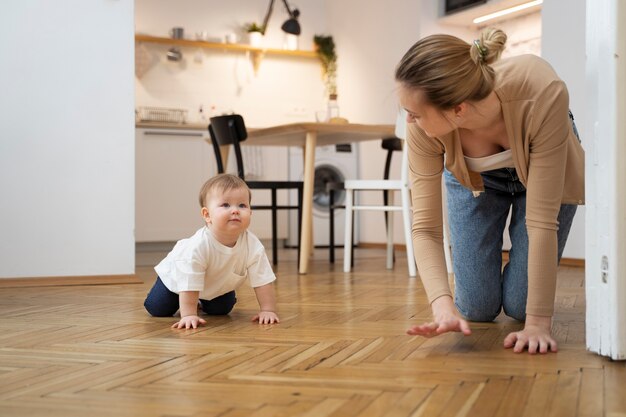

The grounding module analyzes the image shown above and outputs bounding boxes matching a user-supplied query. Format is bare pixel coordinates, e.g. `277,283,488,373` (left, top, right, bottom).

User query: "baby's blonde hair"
198,174,251,208
395,27,507,109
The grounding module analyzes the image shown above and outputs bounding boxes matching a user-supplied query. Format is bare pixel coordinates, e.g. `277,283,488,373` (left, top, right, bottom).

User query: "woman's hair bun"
470,27,507,65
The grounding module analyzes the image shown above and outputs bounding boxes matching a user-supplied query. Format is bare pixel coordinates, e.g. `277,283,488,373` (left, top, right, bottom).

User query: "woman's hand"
406,296,472,337
504,314,557,354
252,311,280,325
172,315,206,329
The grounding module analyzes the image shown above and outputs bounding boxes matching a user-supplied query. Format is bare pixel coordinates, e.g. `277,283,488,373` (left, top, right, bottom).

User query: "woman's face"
398,86,457,138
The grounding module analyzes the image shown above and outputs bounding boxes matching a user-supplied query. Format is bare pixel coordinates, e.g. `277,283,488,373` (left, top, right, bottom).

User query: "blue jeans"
444,168,577,322
144,276,237,317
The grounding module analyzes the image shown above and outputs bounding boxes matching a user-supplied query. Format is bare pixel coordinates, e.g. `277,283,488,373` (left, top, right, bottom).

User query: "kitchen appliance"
136,106,188,124
445,0,487,14
287,144,359,247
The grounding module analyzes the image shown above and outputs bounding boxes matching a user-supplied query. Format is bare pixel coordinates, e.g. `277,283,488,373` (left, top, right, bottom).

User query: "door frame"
585,0,626,360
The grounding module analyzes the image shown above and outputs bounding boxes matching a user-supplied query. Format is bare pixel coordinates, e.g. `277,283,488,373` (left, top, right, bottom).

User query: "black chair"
208,114,303,265
327,137,403,263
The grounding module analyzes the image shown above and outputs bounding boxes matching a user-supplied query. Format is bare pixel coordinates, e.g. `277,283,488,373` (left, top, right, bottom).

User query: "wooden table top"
136,121,396,147
246,122,395,147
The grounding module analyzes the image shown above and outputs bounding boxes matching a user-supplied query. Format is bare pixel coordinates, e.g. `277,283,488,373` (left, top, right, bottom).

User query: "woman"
396,28,584,354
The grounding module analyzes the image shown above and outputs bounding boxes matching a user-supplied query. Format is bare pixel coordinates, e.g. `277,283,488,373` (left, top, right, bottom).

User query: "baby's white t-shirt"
154,227,276,300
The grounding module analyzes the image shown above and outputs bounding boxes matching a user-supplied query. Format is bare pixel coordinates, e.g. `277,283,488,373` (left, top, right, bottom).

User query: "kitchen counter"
136,121,207,130
135,121,288,243
136,121,264,134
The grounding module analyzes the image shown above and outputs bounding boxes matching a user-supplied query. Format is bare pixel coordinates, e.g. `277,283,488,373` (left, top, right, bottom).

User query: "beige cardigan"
407,54,585,317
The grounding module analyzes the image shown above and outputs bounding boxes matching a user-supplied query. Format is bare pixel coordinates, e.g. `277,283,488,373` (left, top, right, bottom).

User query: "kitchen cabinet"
135,127,216,242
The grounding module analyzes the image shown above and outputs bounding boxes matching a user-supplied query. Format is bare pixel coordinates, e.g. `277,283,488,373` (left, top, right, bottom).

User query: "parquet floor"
1,248,624,417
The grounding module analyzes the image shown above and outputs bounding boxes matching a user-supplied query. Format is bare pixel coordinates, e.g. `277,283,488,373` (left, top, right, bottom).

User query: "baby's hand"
252,311,280,324
172,315,206,329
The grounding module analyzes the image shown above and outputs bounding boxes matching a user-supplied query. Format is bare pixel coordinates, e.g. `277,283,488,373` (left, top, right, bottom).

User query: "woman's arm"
524,81,571,317
406,123,451,302
405,124,471,336
506,81,571,353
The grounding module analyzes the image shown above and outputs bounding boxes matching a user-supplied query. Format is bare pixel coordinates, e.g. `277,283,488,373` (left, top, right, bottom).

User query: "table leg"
301,150,315,258
299,131,317,274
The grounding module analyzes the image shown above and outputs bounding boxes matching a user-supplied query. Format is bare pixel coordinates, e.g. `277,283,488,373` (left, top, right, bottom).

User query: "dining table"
246,122,395,274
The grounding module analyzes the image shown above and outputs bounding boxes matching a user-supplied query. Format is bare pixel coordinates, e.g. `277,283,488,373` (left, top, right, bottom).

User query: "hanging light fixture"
261,0,301,35
472,0,543,24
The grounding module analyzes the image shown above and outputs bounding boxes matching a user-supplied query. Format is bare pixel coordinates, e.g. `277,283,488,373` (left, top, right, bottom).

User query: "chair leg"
401,186,417,277
343,189,353,273
386,194,394,270
383,190,396,265
271,188,278,265
350,213,355,267
297,185,303,267
329,190,335,263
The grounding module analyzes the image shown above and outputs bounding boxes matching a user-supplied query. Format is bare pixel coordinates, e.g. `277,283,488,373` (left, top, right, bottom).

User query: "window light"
472,0,543,24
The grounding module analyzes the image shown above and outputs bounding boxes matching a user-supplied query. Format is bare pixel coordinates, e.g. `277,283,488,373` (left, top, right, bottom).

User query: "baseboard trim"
0,274,142,288
358,242,403,250
560,259,585,268
358,242,585,268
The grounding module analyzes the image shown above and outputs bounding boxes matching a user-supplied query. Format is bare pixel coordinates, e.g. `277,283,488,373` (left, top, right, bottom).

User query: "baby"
144,173,280,328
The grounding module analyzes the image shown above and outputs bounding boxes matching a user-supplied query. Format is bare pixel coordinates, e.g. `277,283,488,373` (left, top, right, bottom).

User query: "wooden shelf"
135,35,319,72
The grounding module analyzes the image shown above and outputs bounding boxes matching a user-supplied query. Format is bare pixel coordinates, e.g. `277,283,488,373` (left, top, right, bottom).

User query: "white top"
154,227,276,300
464,149,514,172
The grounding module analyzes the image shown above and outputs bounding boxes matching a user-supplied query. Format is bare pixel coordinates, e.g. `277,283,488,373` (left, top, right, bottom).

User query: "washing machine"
287,144,359,247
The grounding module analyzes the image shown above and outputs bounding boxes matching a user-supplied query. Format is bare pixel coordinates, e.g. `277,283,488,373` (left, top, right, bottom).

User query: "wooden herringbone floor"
0,248,624,417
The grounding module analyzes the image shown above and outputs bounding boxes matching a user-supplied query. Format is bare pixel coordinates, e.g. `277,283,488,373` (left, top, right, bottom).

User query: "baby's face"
204,187,251,236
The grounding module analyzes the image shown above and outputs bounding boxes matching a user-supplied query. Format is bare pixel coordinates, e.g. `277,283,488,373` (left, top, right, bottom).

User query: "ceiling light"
472,0,543,24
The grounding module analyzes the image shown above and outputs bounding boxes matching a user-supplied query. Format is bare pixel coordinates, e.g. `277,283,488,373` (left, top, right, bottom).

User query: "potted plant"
246,22,264,47
313,35,337,98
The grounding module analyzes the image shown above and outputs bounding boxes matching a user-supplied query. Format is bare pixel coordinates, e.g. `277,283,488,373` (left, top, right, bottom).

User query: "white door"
585,0,626,360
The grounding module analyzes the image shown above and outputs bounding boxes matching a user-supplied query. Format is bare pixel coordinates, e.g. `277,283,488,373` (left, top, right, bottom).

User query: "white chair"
343,112,455,277
343,112,417,276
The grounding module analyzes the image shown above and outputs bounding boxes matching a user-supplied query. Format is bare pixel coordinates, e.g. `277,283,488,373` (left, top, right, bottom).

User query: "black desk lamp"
261,0,301,35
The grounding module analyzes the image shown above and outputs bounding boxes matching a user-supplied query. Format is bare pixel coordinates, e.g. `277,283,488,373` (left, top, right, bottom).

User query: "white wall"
496,12,541,57
542,0,586,259
325,0,422,244
0,1,135,278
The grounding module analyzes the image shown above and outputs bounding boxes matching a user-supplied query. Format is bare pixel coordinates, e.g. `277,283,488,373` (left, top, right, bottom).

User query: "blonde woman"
396,28,584,354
